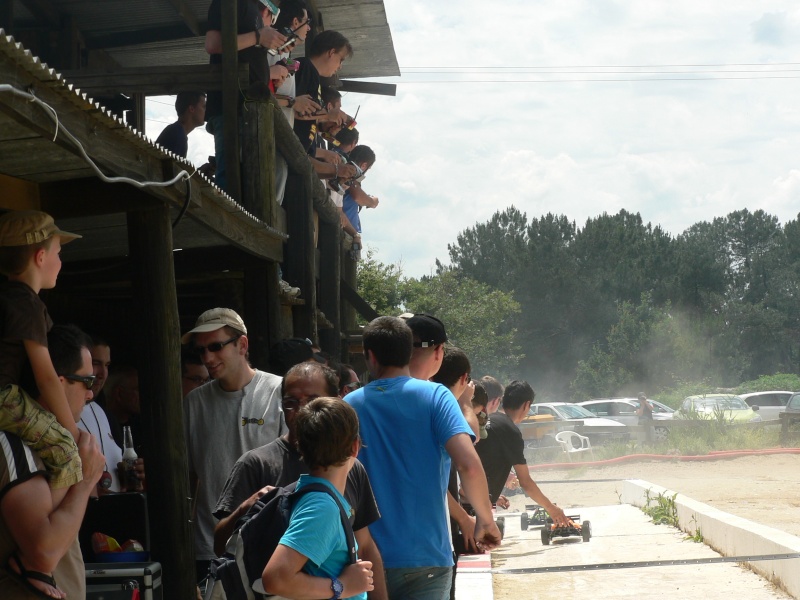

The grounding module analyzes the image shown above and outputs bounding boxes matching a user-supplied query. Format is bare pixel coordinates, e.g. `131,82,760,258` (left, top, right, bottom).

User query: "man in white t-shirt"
182,308,285,583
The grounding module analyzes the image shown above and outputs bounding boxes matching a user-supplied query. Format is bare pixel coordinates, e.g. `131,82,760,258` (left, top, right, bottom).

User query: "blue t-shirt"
279,475,365,600
342,191,361,233
346,376,473,568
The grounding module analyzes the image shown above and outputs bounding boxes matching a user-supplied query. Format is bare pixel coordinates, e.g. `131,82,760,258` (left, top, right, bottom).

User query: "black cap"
405,314,447,347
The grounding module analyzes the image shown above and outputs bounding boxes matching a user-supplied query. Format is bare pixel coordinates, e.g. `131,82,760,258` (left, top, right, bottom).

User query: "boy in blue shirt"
262,397,374,599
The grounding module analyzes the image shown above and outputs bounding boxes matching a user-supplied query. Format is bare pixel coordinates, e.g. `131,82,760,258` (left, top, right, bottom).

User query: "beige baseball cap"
0,210,81,247
181,308,247,343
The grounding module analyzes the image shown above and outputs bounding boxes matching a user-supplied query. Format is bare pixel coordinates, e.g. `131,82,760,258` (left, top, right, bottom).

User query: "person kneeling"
261,397,374,599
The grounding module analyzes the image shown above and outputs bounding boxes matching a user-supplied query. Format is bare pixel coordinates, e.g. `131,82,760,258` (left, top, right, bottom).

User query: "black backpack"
206,481,357,600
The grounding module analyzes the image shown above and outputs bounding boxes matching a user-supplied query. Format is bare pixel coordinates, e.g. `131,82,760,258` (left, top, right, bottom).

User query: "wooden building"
0,1,396,596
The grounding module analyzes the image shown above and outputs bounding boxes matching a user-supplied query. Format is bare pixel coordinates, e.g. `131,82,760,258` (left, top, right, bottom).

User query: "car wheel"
541,528,550,545
520,513,529,531
654,426,668,441
582,520,592,542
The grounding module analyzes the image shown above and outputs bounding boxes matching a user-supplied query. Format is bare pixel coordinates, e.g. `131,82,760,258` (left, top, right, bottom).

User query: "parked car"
738,391,794,421
578,398,673,441
786,393,800,414
526,402,629,444
674,394,762,423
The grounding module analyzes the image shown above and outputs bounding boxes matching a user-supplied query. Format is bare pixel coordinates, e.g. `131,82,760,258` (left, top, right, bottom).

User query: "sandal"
6,551,62,599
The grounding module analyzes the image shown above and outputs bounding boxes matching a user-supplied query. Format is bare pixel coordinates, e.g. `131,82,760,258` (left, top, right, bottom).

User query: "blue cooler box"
85,562,163,600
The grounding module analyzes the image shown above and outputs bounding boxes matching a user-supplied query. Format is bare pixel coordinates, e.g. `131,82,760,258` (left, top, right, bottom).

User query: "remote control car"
540,515,591,545
520,505,549,530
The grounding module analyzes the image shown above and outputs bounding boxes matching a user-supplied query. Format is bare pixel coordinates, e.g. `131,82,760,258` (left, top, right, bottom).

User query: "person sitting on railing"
342,145,379,241
292,31,359,183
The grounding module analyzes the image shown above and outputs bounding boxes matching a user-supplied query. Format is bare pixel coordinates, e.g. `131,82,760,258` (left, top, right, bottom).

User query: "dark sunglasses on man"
65,374,97,390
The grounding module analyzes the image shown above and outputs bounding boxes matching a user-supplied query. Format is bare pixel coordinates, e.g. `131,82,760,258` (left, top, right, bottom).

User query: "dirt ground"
494,452,800,598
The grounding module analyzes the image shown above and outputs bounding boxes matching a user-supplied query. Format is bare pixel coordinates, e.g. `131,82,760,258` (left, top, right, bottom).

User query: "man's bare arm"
445,433,501,551
1,431,104,572
515,464,569,526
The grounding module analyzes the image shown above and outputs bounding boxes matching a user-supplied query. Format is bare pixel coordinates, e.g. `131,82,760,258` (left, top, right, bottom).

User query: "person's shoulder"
253,369,282,387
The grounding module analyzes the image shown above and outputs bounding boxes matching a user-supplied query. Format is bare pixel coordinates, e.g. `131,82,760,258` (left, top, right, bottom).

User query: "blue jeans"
385,567,452,600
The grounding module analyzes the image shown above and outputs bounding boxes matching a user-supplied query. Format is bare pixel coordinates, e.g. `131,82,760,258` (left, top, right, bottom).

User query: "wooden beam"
18,0,60,29
127,205,195,600
284,170,317,340
221,1,241,202
84,25,201,50
60,64,249,97
241,101,277,223
165,0,201,37
318,221,342,358
338,80,397,97
341,277,379,322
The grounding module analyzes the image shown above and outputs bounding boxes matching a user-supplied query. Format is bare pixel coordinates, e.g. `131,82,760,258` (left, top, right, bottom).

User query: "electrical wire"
0,84,191,190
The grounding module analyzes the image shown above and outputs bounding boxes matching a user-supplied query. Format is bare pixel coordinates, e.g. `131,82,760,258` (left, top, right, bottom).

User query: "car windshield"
695,397,749,410
553,404,597,419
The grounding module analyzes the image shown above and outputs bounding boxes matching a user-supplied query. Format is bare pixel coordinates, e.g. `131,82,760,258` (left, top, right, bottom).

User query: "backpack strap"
290,483,358,564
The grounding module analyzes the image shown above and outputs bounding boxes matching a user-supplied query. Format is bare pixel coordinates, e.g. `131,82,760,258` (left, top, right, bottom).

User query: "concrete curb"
622,479,800,599
455,553,493,600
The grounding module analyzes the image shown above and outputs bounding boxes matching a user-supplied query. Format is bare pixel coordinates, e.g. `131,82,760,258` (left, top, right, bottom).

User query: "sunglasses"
194,336,240,355
65,374,97,390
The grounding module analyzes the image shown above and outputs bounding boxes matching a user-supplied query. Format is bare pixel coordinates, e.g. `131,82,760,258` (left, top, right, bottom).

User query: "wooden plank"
340,277,379,322
165,0,201,37
284,169,317,340
126,205,196,600
0,138,89,178
338,80,396,97
60,64,250,96
221,0,241,202
241,101,276,222
318,220,341,358
84,25,201,50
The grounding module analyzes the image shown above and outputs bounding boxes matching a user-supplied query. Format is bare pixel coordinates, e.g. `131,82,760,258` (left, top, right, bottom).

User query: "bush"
736,373,800,394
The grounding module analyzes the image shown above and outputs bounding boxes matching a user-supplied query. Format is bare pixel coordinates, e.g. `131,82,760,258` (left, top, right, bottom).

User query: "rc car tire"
582,520,592,542
520,513,529,531
541,528,550,545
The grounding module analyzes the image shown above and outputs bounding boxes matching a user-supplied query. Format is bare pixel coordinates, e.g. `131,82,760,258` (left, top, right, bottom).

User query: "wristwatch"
330,577,344,599
287,96,296,108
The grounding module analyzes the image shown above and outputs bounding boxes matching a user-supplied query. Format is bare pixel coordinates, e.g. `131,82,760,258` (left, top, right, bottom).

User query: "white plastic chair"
555,430,594,462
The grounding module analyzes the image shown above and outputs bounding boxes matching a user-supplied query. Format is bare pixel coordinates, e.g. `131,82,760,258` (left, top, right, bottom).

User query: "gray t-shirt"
214,436,381,531
184,370,286,560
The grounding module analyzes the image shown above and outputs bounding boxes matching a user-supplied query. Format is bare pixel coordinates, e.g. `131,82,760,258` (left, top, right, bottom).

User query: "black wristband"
254,28,261,47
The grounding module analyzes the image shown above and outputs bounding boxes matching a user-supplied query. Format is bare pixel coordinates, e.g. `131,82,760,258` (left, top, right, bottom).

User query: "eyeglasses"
344,381,362,392
194,336,240,355
466,375,472,384
282,395,317,412
183,375,211,385
64,374,97,390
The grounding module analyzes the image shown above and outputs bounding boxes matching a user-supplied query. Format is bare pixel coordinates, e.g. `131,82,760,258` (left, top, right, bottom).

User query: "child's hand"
339,559,374,596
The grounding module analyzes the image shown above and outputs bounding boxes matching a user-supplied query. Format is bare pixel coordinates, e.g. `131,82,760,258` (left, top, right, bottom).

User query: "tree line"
358,207,800,400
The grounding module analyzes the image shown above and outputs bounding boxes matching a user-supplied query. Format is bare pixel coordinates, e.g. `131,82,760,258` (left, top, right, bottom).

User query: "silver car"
738,391,794,421
578,398,673,441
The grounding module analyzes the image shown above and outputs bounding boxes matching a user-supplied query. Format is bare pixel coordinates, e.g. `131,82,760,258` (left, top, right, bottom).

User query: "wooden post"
127,205,195,600
242,101,278,225
243,262,280,371
318,220,341,358
221,0,241,201
284,170,317,340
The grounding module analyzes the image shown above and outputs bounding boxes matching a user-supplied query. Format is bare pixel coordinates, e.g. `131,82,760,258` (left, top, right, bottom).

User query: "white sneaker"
279,280,301,297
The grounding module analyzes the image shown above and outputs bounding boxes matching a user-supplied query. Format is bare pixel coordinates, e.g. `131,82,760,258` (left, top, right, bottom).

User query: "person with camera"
342,145,379,240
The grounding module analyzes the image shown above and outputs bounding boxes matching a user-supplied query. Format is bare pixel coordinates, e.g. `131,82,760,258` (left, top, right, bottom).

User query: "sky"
146,0,800,279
